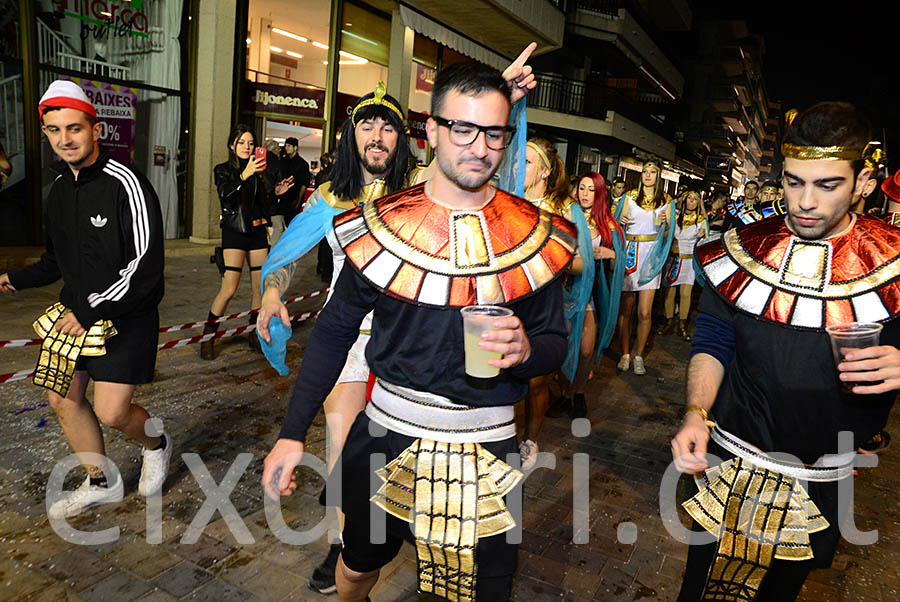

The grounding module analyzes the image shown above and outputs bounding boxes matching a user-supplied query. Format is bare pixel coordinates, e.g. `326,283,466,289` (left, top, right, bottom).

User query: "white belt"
367,379,516,444
711,424,855,482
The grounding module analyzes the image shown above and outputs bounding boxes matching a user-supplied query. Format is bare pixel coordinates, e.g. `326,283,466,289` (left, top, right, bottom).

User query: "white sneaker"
633,355,646,375
139,432,173,496
617,354,631,371
48,474,124,519
519,439,539,471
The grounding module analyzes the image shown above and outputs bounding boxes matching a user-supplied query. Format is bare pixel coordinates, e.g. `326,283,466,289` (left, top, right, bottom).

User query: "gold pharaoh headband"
782,107,868,161
351,81,404,127
526,141,551,170
781,143,867,161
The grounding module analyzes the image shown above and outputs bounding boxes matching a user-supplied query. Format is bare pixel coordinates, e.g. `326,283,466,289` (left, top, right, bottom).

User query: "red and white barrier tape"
0,287,328,346
0,338,42,349
0,369,35,384
0,310,320,384
157,310,319,350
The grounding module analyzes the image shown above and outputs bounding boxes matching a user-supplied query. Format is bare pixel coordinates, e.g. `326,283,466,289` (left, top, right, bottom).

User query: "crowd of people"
5,46,900,602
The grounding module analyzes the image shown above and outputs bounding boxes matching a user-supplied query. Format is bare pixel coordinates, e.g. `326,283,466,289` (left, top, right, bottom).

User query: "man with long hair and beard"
256,84,417,594
257,48,537,595
672,102,900,601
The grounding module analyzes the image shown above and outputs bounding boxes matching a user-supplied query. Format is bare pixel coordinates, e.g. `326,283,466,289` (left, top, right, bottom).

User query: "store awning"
399,6,509,70
399,0,564,65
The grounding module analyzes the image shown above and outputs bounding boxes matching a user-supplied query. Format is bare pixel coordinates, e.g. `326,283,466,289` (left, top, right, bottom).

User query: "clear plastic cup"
460,305,513,378
825,322,883,392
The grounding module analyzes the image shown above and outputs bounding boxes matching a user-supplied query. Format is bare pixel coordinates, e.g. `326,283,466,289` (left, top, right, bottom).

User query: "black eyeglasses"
431,116,516,150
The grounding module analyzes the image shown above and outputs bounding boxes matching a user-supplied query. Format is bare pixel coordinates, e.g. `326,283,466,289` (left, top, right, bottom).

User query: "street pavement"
1,240,900,601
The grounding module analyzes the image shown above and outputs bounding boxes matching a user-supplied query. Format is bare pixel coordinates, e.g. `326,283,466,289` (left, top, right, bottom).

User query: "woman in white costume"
658,189,707,340
614,159,673,375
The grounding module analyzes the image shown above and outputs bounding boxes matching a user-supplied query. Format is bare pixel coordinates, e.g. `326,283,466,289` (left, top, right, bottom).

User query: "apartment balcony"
405,0,565,58
683,122,737,154
749,108,765,138
566,2,684,99
709,84,739,113
530,72,672,138
527,73,675,158
720,109,749,136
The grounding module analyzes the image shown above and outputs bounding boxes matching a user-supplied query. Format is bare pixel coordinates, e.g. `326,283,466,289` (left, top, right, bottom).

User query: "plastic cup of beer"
825,322,883,392
460,305,513,378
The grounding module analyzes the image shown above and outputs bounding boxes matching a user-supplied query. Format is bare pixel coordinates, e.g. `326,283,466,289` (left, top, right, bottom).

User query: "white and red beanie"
39,80,97,121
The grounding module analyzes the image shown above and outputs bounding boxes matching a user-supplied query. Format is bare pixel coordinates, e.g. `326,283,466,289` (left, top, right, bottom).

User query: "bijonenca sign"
250,83,325,118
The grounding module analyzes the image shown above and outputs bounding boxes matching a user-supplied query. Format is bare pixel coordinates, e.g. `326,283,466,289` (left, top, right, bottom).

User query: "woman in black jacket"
201,124,292,359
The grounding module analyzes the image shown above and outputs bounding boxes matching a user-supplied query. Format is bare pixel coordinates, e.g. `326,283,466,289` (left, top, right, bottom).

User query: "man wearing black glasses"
263,59,575,601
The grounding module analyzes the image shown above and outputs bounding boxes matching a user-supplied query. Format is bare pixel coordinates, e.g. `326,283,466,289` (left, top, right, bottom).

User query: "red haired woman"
548,171,625,418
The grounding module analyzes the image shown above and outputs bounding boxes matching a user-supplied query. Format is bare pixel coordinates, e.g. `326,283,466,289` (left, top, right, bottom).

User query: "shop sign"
62,0,151,38
335,94,429,139
65,76,136,165
337,92,358,119
251,82,324,118
408,110,428,139
415,64,435,93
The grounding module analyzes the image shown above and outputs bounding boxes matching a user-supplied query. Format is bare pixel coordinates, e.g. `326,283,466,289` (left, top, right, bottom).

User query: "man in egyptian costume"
722,180,762,230
261,62,572,601
671,101,900,601
257,46,536,595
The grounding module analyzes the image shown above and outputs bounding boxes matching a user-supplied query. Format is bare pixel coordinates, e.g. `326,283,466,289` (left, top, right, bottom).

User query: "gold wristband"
685,405,709,421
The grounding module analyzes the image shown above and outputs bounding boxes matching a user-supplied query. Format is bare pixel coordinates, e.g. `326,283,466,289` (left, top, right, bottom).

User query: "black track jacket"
9,151,164,326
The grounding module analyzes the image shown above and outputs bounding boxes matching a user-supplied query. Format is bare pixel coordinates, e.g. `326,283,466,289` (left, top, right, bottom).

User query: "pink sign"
66,77,137,165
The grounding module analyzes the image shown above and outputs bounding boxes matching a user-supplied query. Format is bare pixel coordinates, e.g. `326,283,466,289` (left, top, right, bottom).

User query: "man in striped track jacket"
0,80,172,519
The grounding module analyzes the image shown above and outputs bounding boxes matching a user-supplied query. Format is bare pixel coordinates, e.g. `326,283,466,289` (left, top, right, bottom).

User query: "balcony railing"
573,0,624,17
530,72,673,138
531,73,587,116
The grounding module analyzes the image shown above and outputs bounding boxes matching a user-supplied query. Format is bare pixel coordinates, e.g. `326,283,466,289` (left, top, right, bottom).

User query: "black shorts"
332,413,519,599
222,227,269,252
75,310,159,384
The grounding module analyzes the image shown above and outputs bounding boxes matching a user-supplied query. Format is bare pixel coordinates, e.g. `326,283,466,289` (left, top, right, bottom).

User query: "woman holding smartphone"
200,124,292,360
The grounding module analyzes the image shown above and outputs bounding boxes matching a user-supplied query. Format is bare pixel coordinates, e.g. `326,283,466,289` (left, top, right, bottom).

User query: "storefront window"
3,0,191,244
1,0,24,244
246,0,334,167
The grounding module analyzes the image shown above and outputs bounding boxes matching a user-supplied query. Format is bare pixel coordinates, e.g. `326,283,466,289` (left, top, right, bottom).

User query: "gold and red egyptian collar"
333,183,576,307
696,215,900,330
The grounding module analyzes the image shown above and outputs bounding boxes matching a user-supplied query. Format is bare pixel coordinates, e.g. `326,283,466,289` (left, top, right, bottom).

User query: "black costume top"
279,184,576,442
694,214,900,563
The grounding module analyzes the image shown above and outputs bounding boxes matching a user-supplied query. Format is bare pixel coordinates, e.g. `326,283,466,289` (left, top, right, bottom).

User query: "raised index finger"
507,42,537,73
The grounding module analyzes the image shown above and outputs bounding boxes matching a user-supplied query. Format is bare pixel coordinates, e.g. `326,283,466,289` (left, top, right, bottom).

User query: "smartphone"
254,146,267,170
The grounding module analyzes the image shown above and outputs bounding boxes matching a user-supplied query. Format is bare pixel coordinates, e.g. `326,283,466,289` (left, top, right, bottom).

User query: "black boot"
545,395,572,418
199,312,220,360
308,542,342,594
248,313,261,353
569,393,587,419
